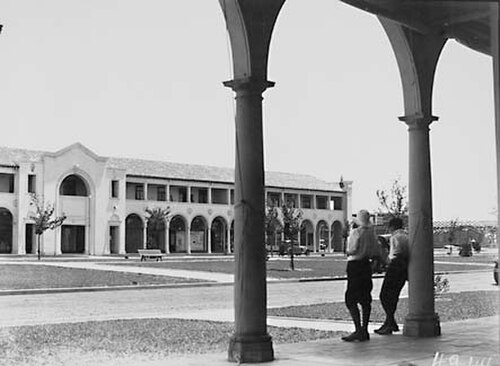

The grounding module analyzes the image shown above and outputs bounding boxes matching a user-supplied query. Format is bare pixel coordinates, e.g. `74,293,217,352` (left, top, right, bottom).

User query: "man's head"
357,209,371,226
388,217,404,231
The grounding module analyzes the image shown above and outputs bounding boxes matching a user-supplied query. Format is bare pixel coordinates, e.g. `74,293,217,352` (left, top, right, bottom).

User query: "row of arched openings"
125,214,233,254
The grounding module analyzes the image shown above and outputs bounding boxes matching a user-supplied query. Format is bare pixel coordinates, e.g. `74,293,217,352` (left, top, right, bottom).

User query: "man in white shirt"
342,209,379,342
375,216,409,335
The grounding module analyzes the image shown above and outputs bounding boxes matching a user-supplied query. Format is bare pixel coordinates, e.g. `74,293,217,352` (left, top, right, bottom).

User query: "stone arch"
331,220,343,252
125,213,144,253
191,216,208,252
169,215,187,253
300,219,314,252
211,216,227,254
316,220,329,253
0,208,13,254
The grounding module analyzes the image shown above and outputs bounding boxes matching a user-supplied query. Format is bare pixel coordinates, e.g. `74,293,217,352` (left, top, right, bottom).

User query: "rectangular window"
28,175,36,194
157,186,166,201
212,188,228,204
316,195,328,210
111,180,119,198
301,195,312,209
332,197,343,210
135,185,144,200
0,173,14,193
267,192,281,207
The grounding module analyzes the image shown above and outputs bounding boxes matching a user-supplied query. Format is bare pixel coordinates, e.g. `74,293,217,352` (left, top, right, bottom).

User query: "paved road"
0,270,496,328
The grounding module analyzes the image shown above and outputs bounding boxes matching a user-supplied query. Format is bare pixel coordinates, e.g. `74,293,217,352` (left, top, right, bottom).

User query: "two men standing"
342,210,409,342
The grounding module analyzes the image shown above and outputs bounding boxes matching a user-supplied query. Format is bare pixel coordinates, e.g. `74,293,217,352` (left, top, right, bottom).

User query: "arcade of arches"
125,214,233,254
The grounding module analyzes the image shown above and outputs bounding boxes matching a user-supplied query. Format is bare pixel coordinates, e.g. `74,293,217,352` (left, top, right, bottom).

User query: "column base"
404,313,441,337
228,334,274,363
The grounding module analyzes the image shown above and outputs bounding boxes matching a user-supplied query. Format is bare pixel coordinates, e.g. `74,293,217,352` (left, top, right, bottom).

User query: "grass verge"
268,291,499,323
0,264,204,290
0,319,342,366
114,256,491,279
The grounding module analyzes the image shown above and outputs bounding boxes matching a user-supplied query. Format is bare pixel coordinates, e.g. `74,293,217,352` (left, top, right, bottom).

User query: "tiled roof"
0,145,342,192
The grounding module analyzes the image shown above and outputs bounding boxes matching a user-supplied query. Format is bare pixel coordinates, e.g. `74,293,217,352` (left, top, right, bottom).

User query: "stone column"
490,3,500,274
380,17,445,337
207,227,212,254
400,115,441,337
186,224,191,254
219,0,285,361
327,227,332,253
165,221,170,254
224,78,273,362
226,225,231,254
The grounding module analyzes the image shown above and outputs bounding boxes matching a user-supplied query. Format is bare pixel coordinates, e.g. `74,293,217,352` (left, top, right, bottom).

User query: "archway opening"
211,217,227,253
169,215,186,253
0,208,13,254
125,214,143,253
331,220,343,252
300,220,314,252
191,216,207,252
59,175,88,196
147,219,166,252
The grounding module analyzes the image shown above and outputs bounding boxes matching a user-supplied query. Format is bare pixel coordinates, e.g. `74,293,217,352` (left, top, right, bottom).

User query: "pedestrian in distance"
341,209,379,342
375,216,409,335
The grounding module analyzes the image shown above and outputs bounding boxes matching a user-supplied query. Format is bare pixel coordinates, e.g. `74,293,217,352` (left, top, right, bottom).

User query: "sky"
0,0,496,221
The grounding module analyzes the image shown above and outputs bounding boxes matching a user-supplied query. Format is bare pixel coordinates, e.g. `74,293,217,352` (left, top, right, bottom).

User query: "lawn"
268,290,499,323
114,256,491,279
0,319,342,366
0,264,203,290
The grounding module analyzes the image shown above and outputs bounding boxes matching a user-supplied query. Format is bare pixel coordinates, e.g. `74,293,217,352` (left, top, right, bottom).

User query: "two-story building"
0,143,352,256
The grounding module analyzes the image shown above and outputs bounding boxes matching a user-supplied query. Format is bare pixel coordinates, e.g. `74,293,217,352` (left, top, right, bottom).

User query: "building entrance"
61,225,85,254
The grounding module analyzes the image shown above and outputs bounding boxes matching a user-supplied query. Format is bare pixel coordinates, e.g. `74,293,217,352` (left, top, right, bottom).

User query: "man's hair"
388,217,404,230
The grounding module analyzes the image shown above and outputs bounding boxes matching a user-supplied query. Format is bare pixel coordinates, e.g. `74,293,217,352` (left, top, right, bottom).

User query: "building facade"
0,143,351,256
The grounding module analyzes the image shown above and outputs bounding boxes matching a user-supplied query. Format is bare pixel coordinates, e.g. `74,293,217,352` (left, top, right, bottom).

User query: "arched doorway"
0,208,13,253
169,215,187,253
317,220,329,252
59,174,89,254
191,216,207,252
331,220,343,252
300,220,314,252
125,214,143,253
211,217,227,253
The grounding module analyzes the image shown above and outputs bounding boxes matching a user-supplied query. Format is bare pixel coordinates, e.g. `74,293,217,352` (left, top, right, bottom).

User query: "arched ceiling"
341,0,495,56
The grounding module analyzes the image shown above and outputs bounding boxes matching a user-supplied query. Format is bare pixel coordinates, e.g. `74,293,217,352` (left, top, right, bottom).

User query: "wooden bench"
138,249,163,261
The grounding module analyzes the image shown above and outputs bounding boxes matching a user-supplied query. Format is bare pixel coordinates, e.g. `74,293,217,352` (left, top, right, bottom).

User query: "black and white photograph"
0,1,498,365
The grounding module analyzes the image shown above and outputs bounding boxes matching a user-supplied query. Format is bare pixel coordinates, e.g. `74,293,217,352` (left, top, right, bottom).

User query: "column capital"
223,77,275,94
399,114,439,131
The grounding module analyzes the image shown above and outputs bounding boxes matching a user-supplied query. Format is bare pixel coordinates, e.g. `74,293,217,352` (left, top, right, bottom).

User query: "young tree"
376,178,408,218
281,202,303,270
265,202,282,257
29,194,66,260
145,207,171,251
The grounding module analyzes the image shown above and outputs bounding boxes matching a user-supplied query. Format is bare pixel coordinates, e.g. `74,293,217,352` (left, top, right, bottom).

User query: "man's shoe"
359,329,370,342
341,330,370,342
375,327,393,335
341,331,361,342
374,324,388,335
389,324,400,332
